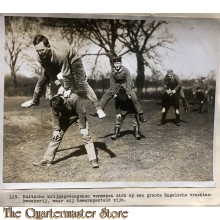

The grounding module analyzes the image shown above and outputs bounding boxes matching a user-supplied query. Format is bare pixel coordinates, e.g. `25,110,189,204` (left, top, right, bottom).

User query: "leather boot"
32,92,41,106
157,112,166,126
139,113,146,122
134,126,141,140
182,97,189,113
111,127,120,140
176,113,180,126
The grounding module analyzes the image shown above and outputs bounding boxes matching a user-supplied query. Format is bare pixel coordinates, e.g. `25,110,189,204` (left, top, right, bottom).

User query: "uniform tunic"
100,66,143,114
162,73,181,92
110,66,134,95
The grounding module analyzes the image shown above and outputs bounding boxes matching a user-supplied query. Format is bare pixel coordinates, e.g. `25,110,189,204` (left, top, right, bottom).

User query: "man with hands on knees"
162,69,188,113
158,69,182,126
21,34,105,119
33,93,99,168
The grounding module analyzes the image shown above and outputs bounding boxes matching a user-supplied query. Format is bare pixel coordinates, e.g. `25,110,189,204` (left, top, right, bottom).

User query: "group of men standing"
21,35,213,169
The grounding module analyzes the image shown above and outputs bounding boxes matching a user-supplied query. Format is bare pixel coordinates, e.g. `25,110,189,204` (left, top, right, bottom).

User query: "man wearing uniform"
111,87,141,140
21,34,105,119
194,86,208,113
199,76,212,105
33,93,99,168
93,56,146,122
163,69,188,113
192,79,200,105
158,69,181,126
200,77,211,93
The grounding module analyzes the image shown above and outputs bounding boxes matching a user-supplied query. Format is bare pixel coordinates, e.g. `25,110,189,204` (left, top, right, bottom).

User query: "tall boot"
111,127,120,140
134,126,141,140
175,113,180,126
157,111,167,126
181,97,189,113
32,92,41,106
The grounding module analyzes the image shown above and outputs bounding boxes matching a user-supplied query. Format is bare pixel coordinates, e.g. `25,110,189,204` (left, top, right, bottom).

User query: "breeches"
115,113,140,129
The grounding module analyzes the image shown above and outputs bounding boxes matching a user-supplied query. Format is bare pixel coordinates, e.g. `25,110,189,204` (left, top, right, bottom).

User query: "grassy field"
3,96,215,183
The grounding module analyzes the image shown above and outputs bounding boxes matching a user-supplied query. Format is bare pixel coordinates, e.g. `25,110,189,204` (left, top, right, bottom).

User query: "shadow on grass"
100,130,147,139
54,142,116,164
159,118,187,125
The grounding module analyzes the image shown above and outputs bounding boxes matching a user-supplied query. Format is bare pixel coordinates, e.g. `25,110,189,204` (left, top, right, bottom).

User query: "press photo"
1,14,219,189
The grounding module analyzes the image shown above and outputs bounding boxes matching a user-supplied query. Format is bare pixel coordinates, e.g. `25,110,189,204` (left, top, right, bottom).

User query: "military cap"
111,57,122,63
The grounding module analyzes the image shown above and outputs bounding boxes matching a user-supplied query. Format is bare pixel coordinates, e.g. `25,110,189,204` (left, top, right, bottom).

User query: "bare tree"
5,16,35,88
118,20,175,94
74,19,128,63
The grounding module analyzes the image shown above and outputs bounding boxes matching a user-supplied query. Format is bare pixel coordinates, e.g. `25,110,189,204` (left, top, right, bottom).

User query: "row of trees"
4,73,216,101
5,16,175,95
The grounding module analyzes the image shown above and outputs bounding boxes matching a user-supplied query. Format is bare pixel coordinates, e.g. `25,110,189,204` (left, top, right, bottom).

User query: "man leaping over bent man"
21,34,106,119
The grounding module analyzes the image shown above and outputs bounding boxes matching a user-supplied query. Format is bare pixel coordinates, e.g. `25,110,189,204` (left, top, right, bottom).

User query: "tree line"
4,74,216,101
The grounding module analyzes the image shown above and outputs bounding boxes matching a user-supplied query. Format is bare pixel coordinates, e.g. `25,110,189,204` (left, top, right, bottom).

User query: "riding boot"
175,113,180,126
182,97,189,113
134,126,141,140
157,111,167,126
111,127,120,140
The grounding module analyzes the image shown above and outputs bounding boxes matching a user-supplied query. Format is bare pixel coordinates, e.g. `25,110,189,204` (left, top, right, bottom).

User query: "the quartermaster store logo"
3,207,129,219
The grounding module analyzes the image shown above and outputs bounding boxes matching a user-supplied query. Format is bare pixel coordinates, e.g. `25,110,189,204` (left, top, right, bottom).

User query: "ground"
3,96,214,183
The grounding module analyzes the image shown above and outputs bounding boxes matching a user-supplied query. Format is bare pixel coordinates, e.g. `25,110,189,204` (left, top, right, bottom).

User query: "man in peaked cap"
92,56,146,122
163,69,189,113
158,69,181,126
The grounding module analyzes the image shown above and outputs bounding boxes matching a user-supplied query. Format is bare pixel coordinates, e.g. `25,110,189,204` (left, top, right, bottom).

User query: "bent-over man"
158,69,181,126
194,86,209,113
33,93,99,168
162,69,188,113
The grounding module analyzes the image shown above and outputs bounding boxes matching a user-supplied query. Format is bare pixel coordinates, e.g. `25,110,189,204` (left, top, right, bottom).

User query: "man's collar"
113,66,123,73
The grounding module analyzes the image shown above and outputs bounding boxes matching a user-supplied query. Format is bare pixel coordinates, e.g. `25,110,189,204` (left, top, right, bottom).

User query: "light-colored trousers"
71,59,100,109
43,120,97,163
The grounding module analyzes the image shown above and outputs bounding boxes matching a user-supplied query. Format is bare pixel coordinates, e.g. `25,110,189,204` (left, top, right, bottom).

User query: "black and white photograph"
1,14,219,188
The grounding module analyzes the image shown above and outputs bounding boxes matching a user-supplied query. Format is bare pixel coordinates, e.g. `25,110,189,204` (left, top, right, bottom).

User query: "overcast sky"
161,17,220,79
